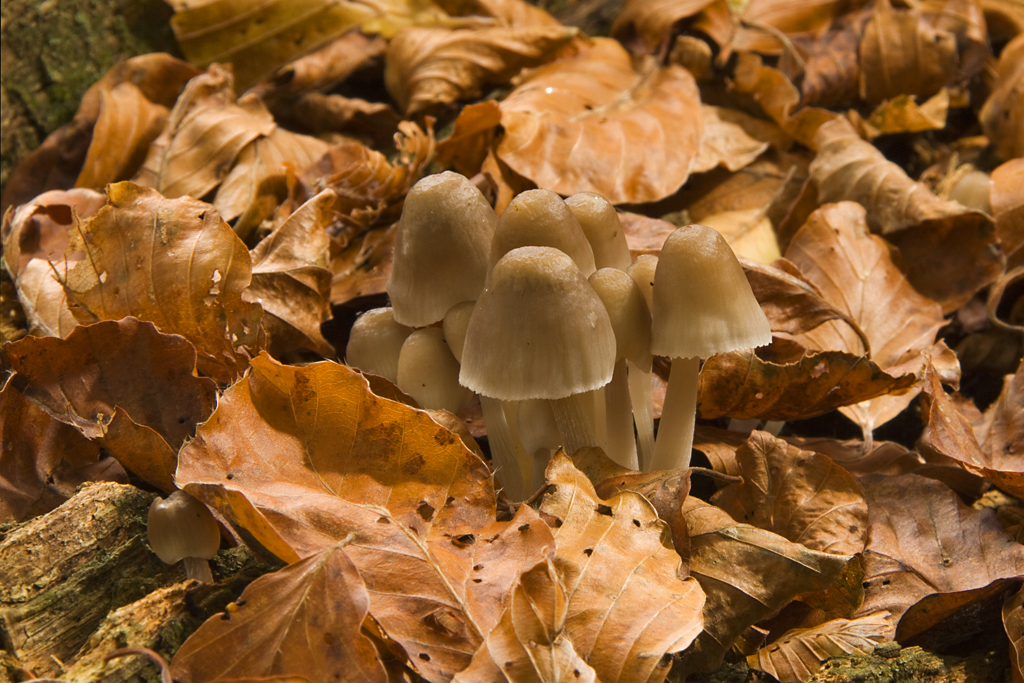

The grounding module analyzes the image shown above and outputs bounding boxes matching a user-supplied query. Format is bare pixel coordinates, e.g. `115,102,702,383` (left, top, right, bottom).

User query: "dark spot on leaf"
519,523,530,532
633,519,641,527
473,564,484,571
862,581,871,588
446,496,455,506
596,504,612,516
451,534,476,547
942,558,953,567
583,548,593,556
226,473,234,480
377,516,390,524
220,612,230,621
882,578,891,586
473,578,482,583
419,653,431,662
417,501,435,522
849,525,859,533
178,417,187,424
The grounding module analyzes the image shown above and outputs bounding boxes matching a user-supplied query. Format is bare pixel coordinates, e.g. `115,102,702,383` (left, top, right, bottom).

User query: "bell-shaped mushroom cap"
397,327,472,413
387,172,496,327
460,246,615,400
345,307,413,384
490,190,597,276
566,193,631,271
626,254,658,310
589,268,653,372
147,490,221,565
442,300,475,363
652,224,771,359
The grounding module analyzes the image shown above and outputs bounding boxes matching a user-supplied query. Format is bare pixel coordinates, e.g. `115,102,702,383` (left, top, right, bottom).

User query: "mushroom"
397,327,472,413
625,254,659,467
386,172,496,327
948,170,991,213
345,307,413,384
460,246,616,492
490,190,597,276
565,192,631,271
648,225,771,472
148,490,221,584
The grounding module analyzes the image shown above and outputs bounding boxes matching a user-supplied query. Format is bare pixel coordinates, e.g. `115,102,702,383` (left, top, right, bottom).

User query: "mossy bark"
0,0,180,197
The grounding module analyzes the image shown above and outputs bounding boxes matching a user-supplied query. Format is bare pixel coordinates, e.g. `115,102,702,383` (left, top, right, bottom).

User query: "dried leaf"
62,182,263,383
981,33,1024,162
168,0,454,90
257,31,389,97
10,259,81,339
539,453,705,683
851,89,950,140
783,202,950,435
434,101,503,177
992,158,1024,266
677,496,851,675
611,0,719,53
1005,584,1024,683
619,211,676,259
176,354,556,682
747,612,893,683
858,0,959,104
2,318,217,491
284,94,401,147
436,0,562,28
246,190,336,357
792,9,869,109
711,431,868,556
690,105,773,175
699,208,780,264
452,560,598,683
385,25,577,115
171,544,387,683
330,223,397,305
497,37,703,204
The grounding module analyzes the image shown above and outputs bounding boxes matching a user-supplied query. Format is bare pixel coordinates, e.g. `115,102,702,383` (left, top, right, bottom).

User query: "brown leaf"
452,560,598,683
481,146,536,215
246,190,336,357
697,347,917,422
437,0,562,28
782,201,950,435
171,543,387,683
497,37,703,204
0,383,117,523
619,211,676,259
690,105,774,175
858,0,959,104
727,0,852,56
256,31,389,97
747,612,893,683
176,354,556,682
610,0,718,53
2,318,217,491
1005,584,1024,683
61,182,263,383
851,89,950,140
783,436,923,477
856,472,1024,639
677,496,851,675
9,260,81,339
711,431,869,556
330,224,397,305
434,101,502,177
992,158,1024,266
284,94,402,147
385,25,577,116
980,34,1024,162
792,8,869,109
134,65,277,202
539,453,705,683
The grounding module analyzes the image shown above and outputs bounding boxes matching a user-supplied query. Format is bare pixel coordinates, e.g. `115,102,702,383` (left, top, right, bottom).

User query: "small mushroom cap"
652,224,771,359
626,254,658,311
490,190,597,276
345,307,413,384
147,490,221,565
589,268,653,372
565,193,631,271
397,327,472,413
442,300,475,363
387,172,496,327
460,246,615,400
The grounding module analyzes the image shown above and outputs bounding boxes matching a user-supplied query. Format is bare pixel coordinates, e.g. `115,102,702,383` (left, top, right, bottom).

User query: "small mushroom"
345,307,413,384
148,490,221,584
490,190,597,275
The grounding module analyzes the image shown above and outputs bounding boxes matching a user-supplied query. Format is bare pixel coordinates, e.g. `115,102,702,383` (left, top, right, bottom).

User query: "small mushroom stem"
604,359,638,469
649,356,699,471
480,395,529,501
501,399,538,489
182,557,214,584
550,394,597,455
627,360,655,470
532,448,554,490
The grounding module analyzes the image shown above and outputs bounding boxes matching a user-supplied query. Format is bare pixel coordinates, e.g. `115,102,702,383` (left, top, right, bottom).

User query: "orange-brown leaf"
992,158,1024,266
1005,584,1024,683
611,0,719,53
981,33,1024,162
434,101,502,177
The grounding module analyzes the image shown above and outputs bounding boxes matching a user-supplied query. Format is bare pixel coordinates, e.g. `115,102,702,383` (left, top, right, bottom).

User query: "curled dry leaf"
699,208,781,264
61,182,263,383
858,0,959,104
610,0,718,53
690,105,774,175
497,37,703,204
539,453,705,683
0,383,115,523
851,89,950,140
434,100,502,177
171,543,387,683
134,64,277,202
257,31,389,98
676,496,851,675
2,318,217,492
992,158,1024,267
176,354,556,682
168,0,454,90
283,94,402,147
711,431,869,556
981,35,1024,162
452,559,598,683
1005,584,1024,683
747,612,894,683
856,473,1024,640
791,8,870,109
385,25,578,116
619,211,676,259
436,0,563,28
330,223,397,305
245,190,336,357
783,201,951,436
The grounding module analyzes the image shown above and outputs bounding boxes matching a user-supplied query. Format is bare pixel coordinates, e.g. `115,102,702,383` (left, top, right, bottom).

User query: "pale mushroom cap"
652,224,771,359
566,193,631,271
397,327,472,413
345,307,412,383
490,190,597,276
626,254,658,311
147,490,221,565
442,300,475,363
589,268,653,372
387,172,496,326
460,246,615,400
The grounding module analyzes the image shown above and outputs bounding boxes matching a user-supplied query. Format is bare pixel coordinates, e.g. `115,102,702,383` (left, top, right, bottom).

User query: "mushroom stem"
182,557,214,584
550,394,597,455
627,360,655,470
604,359,638,469
649,356,699,471
501,399,538,489
480,395,529,501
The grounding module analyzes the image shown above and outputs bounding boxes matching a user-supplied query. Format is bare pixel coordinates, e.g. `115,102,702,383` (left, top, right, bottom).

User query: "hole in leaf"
473,578,483,583
446,496,455,506
583,548,593,556
417,501,436,522
518,523,531,532
596,504,613,516
419,653,431,662
473,564,484,571
451,534,476,547
226,473,234,480
632,519,641,527
377,516,390,524
882,578,891,586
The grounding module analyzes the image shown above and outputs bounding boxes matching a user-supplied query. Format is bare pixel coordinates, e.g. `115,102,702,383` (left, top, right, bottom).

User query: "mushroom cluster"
345,171,770,500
